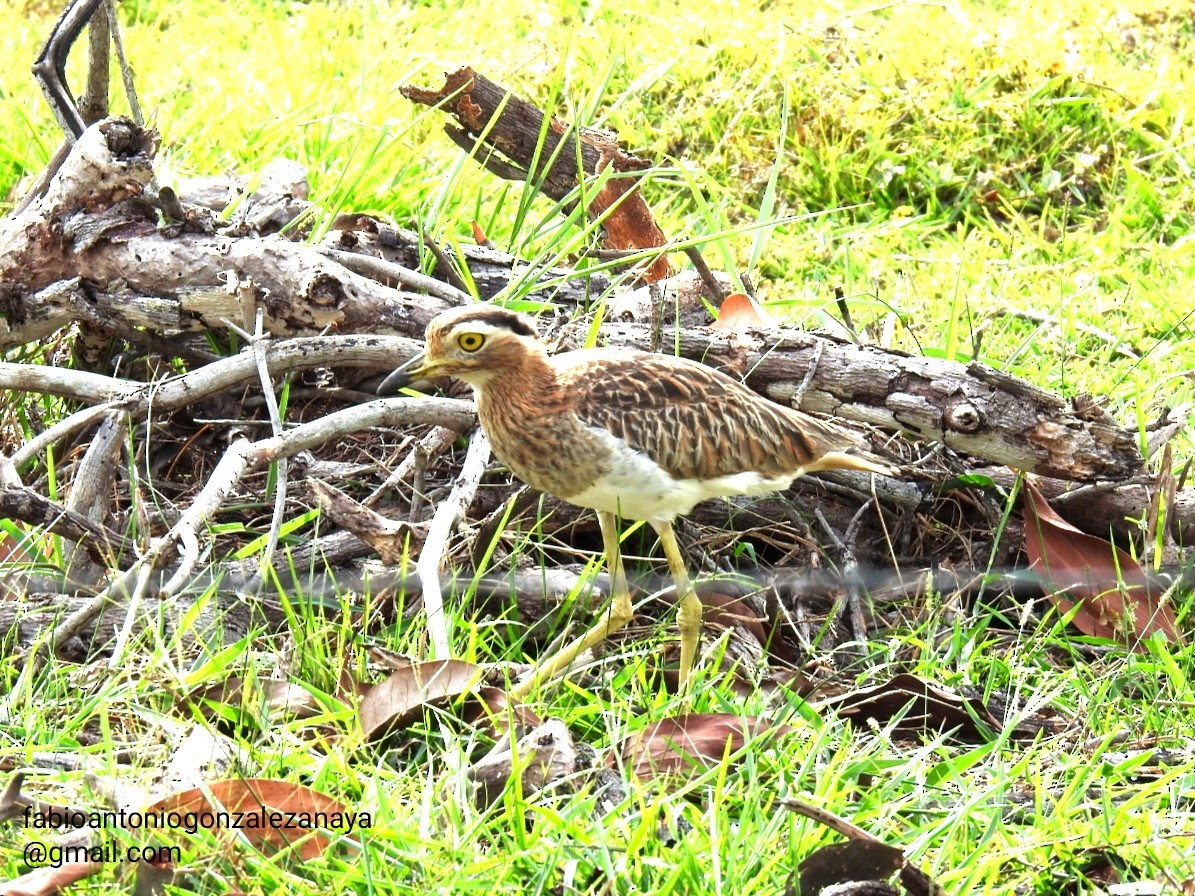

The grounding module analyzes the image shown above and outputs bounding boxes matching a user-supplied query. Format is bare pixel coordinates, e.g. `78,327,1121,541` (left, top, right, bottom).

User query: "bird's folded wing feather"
560,352,876,481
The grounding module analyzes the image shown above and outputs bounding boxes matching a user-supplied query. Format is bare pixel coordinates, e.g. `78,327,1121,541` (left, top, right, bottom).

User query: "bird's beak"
378,353,437,394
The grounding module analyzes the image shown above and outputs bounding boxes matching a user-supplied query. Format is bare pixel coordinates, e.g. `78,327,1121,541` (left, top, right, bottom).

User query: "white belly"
564,426,798,523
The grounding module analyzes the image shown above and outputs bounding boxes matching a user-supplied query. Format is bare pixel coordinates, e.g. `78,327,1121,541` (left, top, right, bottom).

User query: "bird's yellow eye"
457,332,485,352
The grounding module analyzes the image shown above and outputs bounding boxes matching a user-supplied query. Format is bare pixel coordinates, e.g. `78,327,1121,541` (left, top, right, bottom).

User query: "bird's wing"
559,350,889,481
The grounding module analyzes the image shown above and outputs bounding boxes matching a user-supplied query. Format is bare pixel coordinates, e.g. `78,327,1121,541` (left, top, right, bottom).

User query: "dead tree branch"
402,66,672,282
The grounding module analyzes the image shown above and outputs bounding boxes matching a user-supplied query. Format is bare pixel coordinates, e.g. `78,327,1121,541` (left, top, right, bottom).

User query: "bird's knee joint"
606,593,634,630
676,591,702,635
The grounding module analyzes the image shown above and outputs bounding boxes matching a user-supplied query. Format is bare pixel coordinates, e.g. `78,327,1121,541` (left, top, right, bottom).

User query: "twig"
11,402,125,469
160,526,200,597
107,563,153,669
69,287,218,365
1,396,474,711
365,426,460,508
683,245,726,302
0,487,131,562
105,0,142,126
0,334,424,444
815,500,878,643
80,0,109,126
789,341,824,409
418,225,473,297
225,282,289,581
779,796,878,841
833,285,858,342
62,410,126,578
17,0,114,214
416,427,491,660
323,247,471,304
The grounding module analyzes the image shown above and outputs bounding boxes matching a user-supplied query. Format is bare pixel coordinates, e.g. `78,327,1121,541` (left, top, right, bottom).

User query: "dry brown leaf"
359,658,483,740
794,839,906,895
0,861,99,896
818,673,996,741
621,713,793,780
143,778,349,862
713,292,770,330
700,589,769,648
186,677,319,728
1023,479,1184,648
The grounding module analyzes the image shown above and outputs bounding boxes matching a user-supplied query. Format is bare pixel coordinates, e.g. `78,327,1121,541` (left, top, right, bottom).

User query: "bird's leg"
510,511,634,699
653,521,702,692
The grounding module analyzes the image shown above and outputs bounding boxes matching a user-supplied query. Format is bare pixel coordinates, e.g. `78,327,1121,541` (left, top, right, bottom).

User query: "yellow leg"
510,511,634,699
652,520,702,694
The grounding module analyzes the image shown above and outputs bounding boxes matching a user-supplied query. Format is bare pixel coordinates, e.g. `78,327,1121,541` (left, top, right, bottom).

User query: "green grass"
1,0,1194,893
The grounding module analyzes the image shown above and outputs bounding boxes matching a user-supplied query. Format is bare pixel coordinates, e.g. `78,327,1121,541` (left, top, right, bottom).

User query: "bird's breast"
476,393,613,501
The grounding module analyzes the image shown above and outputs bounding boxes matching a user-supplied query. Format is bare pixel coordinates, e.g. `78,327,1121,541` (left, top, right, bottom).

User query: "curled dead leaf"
359,658,483,740
620,713,794,780
794,839,906,895
818,673,996,741
713,292,770,330
1023,479,1184,649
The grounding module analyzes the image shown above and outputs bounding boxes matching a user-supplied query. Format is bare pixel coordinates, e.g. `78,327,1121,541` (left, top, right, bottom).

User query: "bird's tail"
806,449,897,478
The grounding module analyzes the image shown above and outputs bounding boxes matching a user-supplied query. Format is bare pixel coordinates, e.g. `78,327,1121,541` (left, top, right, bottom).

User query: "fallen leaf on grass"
1023,479,1184,649
818,673,996,741
792,839,906,895
700,589,770,649
143,778,349,862
621,713,794,779
780,798,945,896
359,658,483,740
185,677,319,731
0,779,347,896
0,856,101,896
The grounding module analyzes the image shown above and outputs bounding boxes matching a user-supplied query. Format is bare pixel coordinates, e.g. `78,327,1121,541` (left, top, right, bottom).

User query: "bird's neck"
473,347,566,418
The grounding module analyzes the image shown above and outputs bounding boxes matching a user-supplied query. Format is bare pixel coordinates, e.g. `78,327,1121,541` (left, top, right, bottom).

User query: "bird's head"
378,305,542,392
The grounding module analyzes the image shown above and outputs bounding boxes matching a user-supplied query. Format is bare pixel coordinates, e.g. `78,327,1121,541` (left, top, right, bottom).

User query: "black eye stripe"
461,309,536,338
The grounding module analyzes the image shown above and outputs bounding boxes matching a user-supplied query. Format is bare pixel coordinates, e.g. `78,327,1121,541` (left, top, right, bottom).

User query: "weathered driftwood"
573,318,1144,483
0,120,608,354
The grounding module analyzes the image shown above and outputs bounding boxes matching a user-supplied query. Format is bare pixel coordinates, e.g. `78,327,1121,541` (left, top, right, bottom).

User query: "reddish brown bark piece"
402,66,672,281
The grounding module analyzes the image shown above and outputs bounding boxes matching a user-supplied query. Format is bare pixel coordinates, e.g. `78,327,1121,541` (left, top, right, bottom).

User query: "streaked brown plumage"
381,304,894,696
